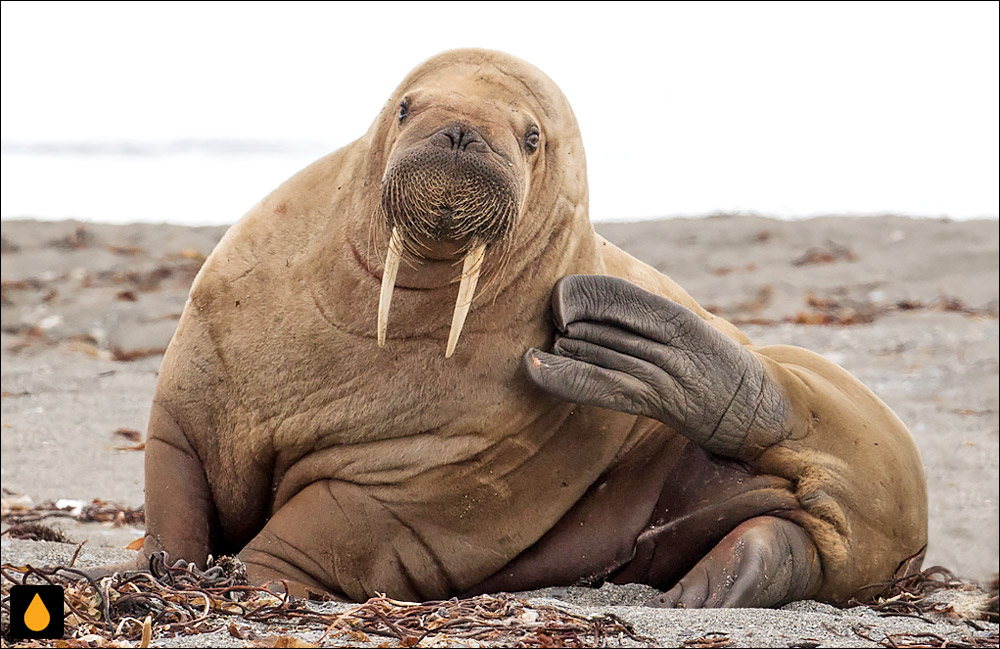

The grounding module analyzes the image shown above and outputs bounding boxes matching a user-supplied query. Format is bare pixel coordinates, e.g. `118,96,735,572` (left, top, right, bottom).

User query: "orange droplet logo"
24,592,51,632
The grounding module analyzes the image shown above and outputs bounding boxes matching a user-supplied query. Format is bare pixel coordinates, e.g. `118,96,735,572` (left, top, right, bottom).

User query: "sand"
1,215,997,646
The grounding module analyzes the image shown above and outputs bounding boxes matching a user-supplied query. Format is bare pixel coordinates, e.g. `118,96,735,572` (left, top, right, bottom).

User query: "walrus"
97,48,928,608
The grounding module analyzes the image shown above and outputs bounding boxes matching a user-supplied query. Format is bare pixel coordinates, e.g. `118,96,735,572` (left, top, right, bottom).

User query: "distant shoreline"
3,212,998,229
4,147,996,225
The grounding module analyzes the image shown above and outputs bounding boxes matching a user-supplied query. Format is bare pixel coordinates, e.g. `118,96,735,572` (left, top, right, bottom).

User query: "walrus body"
133,49,927,606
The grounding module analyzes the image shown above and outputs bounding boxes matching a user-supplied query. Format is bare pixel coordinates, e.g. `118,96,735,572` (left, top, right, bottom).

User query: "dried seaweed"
988,574,999,620
1,553,651,647
854,627,1000,648
852,566,986,619
3,522,70,543
682,631,731,647
725,291,999,326
112,428,143,443
2,498,145,527
845,566,1000,647
309,592,651,647
791,240,858,266
110,346,167,362
47,226,96,250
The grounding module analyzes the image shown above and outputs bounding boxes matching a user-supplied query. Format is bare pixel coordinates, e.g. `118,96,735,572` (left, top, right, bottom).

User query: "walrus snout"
379,141,520,250
429,122,489,154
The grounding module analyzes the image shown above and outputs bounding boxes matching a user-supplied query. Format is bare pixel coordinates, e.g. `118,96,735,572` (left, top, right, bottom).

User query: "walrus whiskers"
446,243,486,358
377,226,403,348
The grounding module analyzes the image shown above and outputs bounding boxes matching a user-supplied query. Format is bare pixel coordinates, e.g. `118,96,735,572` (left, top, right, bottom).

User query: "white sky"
2,1,998,222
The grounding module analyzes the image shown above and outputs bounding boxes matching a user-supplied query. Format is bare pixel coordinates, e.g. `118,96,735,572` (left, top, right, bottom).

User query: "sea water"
1,141,331,226
2,140,996,226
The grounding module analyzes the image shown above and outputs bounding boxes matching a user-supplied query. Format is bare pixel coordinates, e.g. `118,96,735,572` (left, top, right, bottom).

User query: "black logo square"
8,585,65,640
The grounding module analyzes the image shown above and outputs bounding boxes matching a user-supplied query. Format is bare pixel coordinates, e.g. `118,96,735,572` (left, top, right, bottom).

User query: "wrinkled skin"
523,276,822,607
526,276,791,461
80,49,928,608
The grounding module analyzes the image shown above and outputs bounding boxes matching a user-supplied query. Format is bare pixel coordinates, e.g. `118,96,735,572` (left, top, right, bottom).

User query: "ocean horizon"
3,140,997,226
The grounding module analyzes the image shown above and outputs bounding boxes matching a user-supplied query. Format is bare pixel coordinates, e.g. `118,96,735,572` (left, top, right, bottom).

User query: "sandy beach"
2,214,997,646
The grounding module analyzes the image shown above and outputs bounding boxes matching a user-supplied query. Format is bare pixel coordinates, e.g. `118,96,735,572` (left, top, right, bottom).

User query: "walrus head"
369,49,580,357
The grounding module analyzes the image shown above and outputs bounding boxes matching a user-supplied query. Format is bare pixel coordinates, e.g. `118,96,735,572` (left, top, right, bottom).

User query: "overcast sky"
2,1,997,222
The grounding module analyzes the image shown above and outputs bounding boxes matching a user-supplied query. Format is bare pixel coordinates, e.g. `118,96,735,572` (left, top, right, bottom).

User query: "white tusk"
377,227,403,348
445,244,486,358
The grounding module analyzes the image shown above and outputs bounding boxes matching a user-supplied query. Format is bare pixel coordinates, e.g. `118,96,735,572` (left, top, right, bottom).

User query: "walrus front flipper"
71,400,214,580
138,399,215,566
648,516,822,608
523,274,791,461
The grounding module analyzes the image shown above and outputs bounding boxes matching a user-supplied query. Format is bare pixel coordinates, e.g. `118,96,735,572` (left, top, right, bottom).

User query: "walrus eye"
398,100,410,123
524,126,540,153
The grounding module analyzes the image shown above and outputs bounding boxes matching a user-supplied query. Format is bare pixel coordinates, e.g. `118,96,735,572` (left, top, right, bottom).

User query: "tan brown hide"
140,48,927,604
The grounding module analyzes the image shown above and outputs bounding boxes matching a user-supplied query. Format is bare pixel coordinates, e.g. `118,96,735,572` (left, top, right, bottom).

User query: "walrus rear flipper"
648,516,822,608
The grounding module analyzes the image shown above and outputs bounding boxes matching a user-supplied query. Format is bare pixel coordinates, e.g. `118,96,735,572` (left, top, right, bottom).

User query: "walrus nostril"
432,123,486,152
